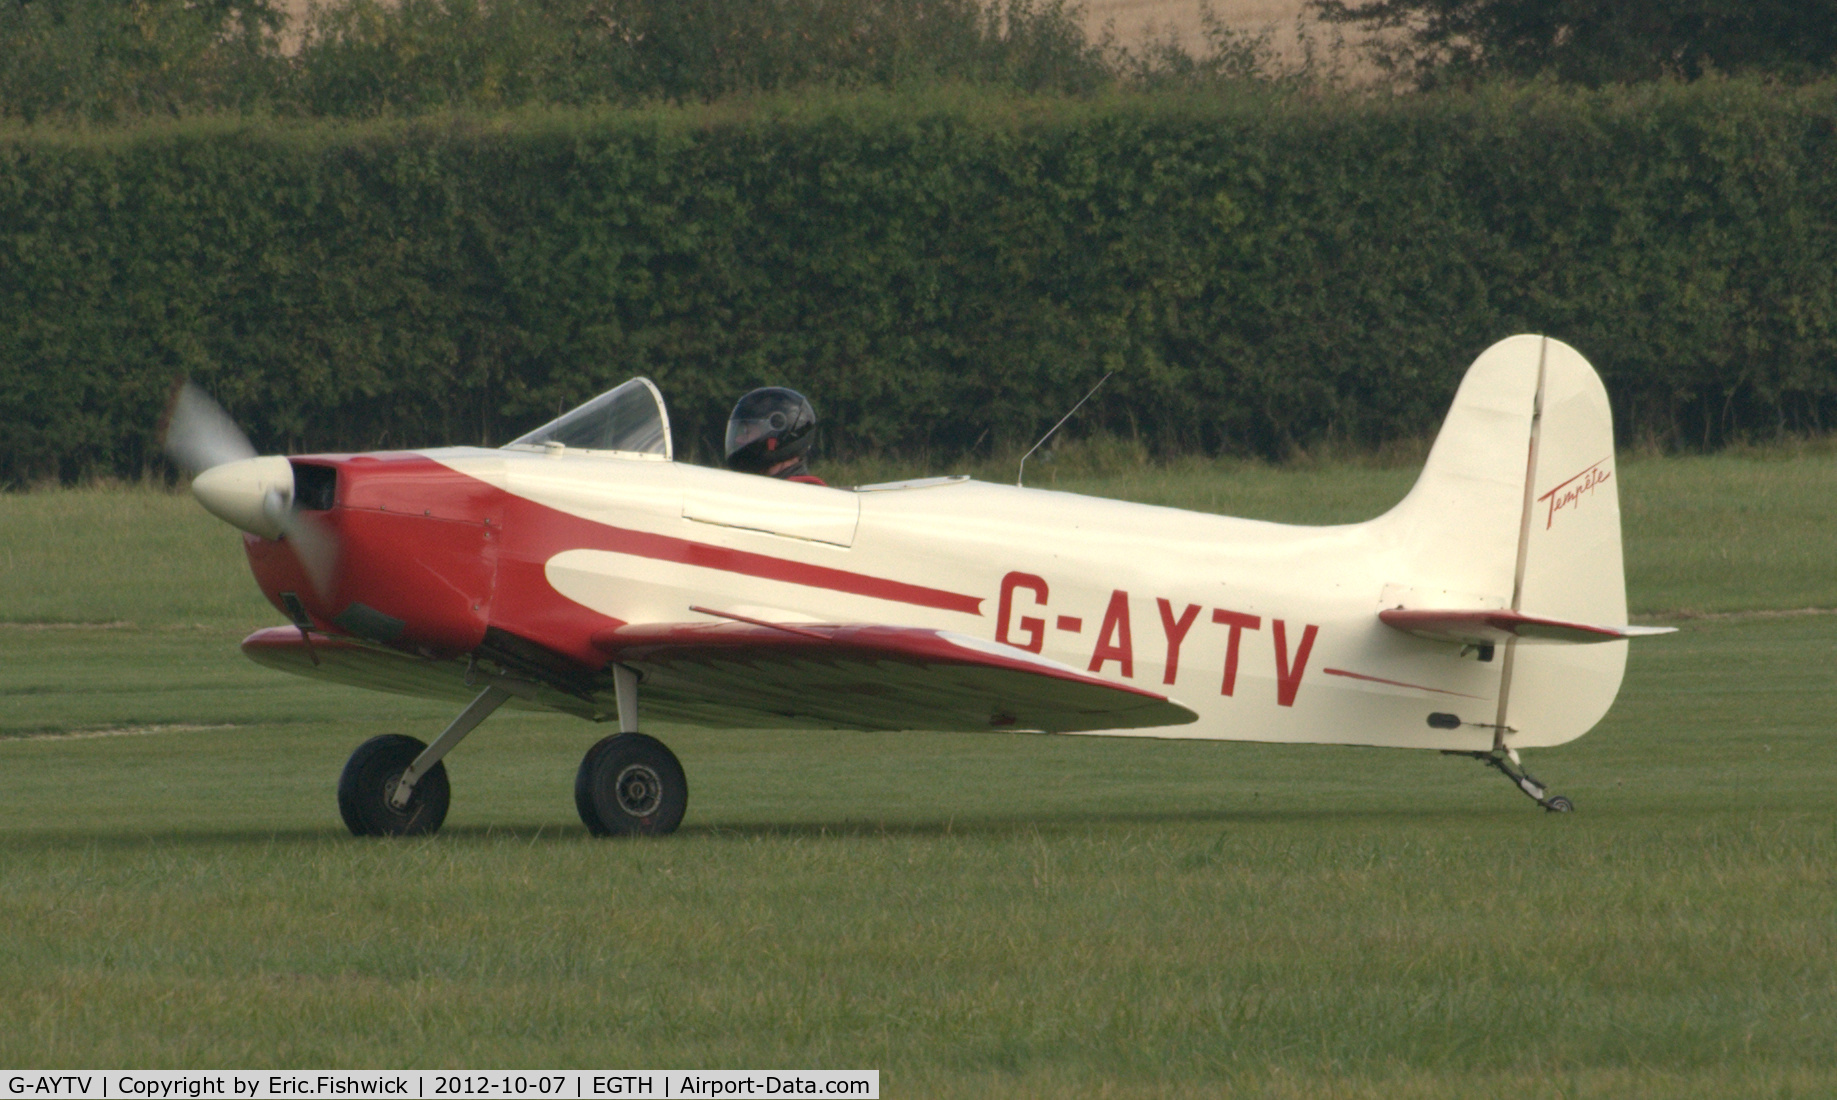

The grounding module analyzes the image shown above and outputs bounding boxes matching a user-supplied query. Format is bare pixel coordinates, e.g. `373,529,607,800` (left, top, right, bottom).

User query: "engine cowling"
244,454,500,658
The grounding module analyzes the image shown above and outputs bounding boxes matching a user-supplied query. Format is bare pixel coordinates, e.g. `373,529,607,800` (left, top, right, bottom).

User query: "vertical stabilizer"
1378,335,1546,606
1377,336,1630,748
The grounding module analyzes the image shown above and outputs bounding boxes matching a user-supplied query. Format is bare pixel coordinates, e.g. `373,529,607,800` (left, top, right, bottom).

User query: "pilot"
724,387,826,486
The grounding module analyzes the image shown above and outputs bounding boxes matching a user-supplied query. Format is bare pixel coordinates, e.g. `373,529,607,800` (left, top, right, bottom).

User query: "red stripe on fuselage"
441,456,984,617
558,518,984,615
258,453,984,672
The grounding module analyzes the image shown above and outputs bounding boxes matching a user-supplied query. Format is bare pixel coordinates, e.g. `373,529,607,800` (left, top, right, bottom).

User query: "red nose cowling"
244,454,499,659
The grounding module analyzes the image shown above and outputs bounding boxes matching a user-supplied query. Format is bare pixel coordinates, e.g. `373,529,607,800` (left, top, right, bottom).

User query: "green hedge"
3,80,1836,483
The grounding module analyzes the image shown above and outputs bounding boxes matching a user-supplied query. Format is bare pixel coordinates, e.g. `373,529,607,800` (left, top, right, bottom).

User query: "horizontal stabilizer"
1380,608,1676,646
594,617,1199,733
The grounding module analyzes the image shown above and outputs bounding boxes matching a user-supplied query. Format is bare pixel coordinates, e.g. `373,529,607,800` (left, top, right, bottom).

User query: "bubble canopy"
503,378,673,459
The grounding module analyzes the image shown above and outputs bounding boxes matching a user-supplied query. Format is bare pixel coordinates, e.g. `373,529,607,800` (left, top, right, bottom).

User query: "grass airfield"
2,451,1834,1095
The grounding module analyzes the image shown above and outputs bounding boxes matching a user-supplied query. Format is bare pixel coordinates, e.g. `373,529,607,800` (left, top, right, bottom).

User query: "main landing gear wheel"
575,733,687,837
1544,795,1575,813
338,734,450,837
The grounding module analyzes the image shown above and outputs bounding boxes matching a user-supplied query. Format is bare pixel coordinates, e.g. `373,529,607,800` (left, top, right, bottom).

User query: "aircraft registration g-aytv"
165,335,1671,837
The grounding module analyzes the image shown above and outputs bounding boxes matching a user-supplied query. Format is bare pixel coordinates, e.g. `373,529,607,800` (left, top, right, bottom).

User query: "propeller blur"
163,386,339,596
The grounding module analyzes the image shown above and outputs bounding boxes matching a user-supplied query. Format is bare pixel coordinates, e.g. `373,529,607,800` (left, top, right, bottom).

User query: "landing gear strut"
337,680,518,838
574,664,688,837
335,663,688,838
1463,746,1573,813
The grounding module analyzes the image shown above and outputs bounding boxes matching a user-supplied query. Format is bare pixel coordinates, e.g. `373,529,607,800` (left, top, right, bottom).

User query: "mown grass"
1,454,1834,1093
0,483,268,628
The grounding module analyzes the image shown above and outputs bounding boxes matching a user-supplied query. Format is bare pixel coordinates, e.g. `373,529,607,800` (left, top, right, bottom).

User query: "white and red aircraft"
165,335,1671,837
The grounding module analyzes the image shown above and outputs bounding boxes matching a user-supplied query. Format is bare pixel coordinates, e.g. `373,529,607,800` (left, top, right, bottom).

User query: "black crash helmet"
724,387,816,473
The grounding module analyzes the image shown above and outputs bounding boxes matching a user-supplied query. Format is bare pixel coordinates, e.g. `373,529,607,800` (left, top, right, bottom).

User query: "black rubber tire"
573,736,616,837
575,733,687,837
1545,795,1575,813
338,734,450,837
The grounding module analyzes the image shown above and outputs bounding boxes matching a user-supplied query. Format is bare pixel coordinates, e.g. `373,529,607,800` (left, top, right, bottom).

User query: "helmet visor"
725,412,790,458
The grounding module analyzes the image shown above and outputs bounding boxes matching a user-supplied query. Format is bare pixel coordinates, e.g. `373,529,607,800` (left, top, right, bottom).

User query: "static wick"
1017,372,1113,488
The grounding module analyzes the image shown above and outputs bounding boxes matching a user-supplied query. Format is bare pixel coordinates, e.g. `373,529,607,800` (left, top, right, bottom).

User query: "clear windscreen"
505,378,673,458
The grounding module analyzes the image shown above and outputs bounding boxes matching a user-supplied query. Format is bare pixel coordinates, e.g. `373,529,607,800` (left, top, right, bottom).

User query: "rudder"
1504,338,1631,748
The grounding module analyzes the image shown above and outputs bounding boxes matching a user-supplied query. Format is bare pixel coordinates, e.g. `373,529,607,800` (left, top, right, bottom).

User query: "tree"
0,0,284,121
1310,0,1837,87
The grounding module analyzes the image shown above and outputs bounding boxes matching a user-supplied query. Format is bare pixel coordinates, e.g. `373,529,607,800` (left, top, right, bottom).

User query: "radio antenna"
1017,372,1112,488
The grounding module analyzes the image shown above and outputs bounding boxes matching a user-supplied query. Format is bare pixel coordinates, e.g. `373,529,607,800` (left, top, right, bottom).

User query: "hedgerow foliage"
3,79,1836,482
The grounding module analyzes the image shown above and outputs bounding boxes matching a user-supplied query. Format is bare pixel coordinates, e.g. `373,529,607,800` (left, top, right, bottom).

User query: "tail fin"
1378,335,1638,748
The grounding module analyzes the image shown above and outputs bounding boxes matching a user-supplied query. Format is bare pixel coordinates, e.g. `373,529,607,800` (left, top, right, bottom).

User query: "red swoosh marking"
566,520,983,615
1322,667,1488,699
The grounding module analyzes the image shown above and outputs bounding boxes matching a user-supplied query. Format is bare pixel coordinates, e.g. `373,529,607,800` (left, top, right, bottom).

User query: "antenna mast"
1017,372,1112,488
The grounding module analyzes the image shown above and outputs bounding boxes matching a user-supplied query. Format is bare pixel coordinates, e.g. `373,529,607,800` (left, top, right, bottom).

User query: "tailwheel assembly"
1463,746,1573,813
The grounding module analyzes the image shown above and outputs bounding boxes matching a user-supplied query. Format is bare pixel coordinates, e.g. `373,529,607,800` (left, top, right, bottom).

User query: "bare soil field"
1085,0,1323,59
277,0,1361,67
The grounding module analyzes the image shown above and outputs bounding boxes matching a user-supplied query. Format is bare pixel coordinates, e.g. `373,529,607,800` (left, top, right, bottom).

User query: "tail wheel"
338,734,449,837
575,733,687,837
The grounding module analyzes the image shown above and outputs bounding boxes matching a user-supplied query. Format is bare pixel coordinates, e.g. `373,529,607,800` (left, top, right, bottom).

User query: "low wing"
242,620,1199,735
593,620,1199,734
1379,608,1676,646
242,627,609,719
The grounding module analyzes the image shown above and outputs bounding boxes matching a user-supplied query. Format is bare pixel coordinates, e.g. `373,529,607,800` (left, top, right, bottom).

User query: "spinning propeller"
161,381,340,598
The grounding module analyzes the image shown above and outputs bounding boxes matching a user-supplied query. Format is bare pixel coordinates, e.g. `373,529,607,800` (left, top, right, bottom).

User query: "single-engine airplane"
164,335,1671,837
